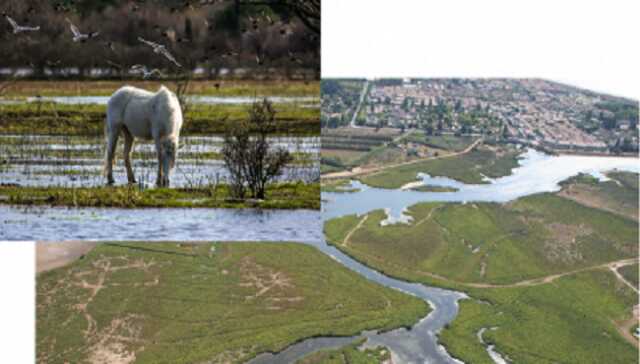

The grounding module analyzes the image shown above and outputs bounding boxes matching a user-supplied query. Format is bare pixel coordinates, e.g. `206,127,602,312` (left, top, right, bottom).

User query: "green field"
0,102,319,136
359,146,519,188
37,242,428,364
324,175,639,363
404,133,476,152
325,194,638,286
440,269,638,364
0,183,320,210
296,339,390,364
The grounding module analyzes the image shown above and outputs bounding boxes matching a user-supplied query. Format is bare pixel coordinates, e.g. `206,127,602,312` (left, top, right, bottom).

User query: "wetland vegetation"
0,182,320,209
37,242,427,364
323,173,639,363
359,145,520,189
0,100,319,136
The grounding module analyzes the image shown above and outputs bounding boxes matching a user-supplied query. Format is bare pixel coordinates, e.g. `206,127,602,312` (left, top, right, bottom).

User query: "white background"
0,242,35,362
322,0,640,99
2,0,639,362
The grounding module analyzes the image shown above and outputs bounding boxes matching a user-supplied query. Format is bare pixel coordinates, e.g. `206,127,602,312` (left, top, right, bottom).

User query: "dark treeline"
0,0,320,79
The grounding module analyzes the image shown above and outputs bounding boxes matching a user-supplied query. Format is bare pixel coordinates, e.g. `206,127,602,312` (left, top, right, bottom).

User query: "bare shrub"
222,98,292,199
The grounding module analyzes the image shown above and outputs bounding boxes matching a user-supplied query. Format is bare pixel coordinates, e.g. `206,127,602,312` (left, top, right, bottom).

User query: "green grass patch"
440,269,638,364
359,146,519,188
324,193,638,286
0,102,319,136
0,183,320,210
324,187,640,363
37,242,427,364
321,180,360,193
406,133,476,152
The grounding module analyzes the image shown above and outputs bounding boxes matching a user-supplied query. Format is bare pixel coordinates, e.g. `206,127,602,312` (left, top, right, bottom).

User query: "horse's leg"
155,138,164,187
105,125,121,185
123,128,136,184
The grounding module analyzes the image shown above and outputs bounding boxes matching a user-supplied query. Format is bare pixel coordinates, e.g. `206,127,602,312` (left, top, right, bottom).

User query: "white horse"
104,85,183,187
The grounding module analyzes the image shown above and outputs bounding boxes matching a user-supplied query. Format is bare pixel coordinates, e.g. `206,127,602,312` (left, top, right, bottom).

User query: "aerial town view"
322,79,638,169
321,78,639,363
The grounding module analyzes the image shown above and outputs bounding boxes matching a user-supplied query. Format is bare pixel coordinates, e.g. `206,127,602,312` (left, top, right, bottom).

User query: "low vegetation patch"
409,185,458,192
0,102,319,136
324,181,639,363
325,194,637,286
359,146,519,188
0,183,320,210
37,242,427,364
405,133,476,152
559,171,638,221
321,180,360,193
440,270,638,364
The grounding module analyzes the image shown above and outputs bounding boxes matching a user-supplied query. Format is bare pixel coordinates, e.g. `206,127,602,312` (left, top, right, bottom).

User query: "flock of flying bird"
2,2,310,79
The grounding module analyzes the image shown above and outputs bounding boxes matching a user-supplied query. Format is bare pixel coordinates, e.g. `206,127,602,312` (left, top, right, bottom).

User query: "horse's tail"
103,110,116,178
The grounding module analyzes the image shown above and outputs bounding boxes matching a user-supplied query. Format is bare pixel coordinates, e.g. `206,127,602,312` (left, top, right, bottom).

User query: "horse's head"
160,138,178,187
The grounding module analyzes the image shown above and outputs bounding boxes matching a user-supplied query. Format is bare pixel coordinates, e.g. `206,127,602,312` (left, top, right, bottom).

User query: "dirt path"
609,261,639,293
414,205,442,227
343,215,369,247
36,241,98,273
341,242,639,290
322,138,483,181
461,258,639,289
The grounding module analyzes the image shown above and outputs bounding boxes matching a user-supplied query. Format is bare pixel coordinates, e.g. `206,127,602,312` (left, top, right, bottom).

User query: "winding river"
269,149,637,364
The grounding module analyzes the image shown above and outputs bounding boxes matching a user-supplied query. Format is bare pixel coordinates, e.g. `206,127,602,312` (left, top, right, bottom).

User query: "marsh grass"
323,185,640,364
0,102,319,136
359,146,520,188
37,242,427,364
0,182,320,209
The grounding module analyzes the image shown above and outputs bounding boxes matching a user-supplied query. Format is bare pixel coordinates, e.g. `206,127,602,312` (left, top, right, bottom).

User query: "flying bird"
138,37,182,68
4,15,40,34
130,64,164,79
66,19,99,42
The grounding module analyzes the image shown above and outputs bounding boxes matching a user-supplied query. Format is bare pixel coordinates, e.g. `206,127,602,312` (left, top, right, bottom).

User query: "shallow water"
0,206,322,242
323,149,640,222
1,135,319,187
477,328,510,364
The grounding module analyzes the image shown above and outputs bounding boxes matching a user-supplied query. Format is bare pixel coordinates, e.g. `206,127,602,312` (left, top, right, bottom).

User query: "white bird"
130,65,164,79
4,15,40,34
66,19,99,42
138,37,182,68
